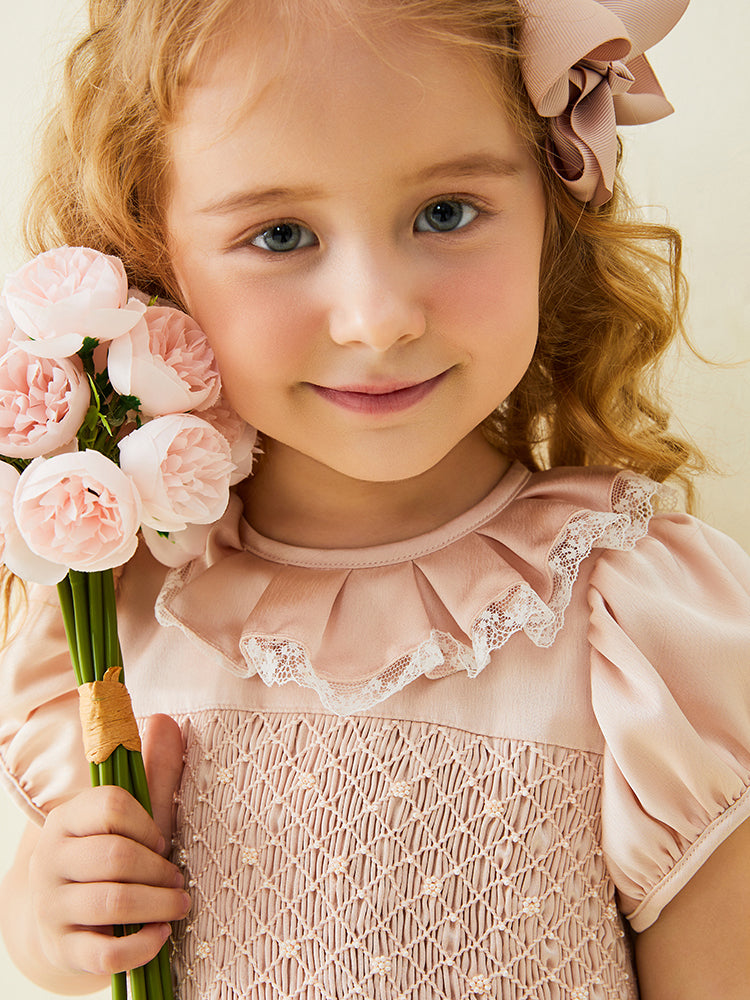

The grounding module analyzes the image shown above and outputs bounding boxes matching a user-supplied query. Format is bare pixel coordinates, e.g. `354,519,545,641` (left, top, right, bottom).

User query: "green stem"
56,577,82,686
130,962,148,1000
59,567,175,997
102,570,121,669
88,571,106,681
111,970,127,1000
129,750,153,817
68,571,94,684
144,955,165,1000
157,945,174,999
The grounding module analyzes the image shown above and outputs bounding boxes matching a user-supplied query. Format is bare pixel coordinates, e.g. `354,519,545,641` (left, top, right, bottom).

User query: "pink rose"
199,397,258,484
0,297,17,355
118,414,232,531
3,247,141,358
107,305,221,415
13,450,142,572
0,462,67,584
141,522,212,567
0,344,90,458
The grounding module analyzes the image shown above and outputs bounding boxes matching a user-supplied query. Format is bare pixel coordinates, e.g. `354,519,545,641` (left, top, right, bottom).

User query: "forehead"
168,16,522,183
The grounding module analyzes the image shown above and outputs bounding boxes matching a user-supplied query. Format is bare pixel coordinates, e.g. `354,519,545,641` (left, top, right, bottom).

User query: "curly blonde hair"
24,0,706,500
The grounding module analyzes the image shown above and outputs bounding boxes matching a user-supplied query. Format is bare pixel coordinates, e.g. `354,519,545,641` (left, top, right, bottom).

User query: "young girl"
1,0,750,998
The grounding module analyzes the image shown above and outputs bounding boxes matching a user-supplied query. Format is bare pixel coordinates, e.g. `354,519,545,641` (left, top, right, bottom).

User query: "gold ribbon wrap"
77,666,142,764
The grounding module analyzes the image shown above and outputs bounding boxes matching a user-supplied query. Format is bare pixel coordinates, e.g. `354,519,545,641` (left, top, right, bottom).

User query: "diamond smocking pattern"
170,710,636,999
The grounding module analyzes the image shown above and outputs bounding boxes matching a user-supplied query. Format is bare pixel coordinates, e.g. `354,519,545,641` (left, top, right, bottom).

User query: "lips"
309,371,448,415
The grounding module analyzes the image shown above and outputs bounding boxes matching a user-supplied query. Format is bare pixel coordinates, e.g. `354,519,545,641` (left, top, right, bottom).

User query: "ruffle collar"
155,463,663,715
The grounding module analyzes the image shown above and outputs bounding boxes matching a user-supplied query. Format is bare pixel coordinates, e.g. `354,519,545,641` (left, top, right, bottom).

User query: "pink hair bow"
519,0,689,205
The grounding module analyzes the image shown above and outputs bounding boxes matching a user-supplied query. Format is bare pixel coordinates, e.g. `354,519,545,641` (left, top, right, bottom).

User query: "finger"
56,880,190,929
141,714,184,855
57,834,184,889
49,786,164,855
61,922,173,977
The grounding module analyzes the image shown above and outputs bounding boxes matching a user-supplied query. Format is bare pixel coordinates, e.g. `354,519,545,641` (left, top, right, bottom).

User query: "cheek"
200,287,317,384
427,251,540,354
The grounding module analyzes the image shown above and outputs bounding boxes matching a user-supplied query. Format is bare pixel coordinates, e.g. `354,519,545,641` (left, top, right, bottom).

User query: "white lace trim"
198,471,666,716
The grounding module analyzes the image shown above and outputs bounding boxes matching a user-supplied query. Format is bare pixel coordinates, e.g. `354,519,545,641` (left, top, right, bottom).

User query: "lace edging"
222,470,665,716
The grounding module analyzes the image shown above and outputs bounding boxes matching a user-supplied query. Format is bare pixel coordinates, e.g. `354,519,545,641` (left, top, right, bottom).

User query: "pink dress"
2,463,750,1000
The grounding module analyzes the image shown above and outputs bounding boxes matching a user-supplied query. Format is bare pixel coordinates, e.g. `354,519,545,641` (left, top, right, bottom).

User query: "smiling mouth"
309,371,449,415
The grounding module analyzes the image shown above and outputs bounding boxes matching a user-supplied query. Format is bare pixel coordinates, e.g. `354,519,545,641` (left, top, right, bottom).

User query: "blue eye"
251,222,317,253
415,200,479,233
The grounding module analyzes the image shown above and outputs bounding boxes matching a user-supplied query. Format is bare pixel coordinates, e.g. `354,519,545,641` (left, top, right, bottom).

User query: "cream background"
0,2,747,997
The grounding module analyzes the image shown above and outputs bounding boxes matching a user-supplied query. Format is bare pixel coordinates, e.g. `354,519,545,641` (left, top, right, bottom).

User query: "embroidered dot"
521,896,542,916
447,912,459,924
356,889,366,899
329,857,348,875
468,973,492,994
241,846,259,865
423,767,434,779
391,780,410,798
605,903,618,921
485,799,504,817
571,989,588,1000
298,773,316,789
423,875,443,897
188,878,197,887
195,941,211,959
566,794,577,805
370,955,392,976
222,879,232,889
217,767,233,784
280,941,300,958
177,849,188,866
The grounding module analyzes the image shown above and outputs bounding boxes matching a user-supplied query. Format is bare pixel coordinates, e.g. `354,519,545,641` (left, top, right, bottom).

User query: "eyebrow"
198,153,523,216
410,153,523,184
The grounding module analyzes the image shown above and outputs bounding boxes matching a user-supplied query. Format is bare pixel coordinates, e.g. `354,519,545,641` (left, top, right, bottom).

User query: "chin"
322,447,456,486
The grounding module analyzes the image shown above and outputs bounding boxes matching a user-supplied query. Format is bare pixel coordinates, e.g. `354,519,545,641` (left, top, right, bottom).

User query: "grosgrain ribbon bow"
519,0,690,205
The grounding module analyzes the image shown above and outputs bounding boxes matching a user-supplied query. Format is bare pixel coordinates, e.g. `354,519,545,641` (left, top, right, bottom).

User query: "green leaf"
79,337,100,356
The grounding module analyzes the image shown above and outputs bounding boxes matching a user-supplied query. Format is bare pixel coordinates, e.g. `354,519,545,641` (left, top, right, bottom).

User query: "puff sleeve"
588,511,750,932
0,584,90,824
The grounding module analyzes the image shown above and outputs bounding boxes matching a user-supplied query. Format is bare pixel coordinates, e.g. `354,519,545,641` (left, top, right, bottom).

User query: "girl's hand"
26,714,188,978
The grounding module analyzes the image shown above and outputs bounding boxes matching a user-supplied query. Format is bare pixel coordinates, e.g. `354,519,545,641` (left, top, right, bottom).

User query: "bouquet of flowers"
0,247,256,1000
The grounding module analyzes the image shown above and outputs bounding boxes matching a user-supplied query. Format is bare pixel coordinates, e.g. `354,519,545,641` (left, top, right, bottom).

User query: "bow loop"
519,0,689,204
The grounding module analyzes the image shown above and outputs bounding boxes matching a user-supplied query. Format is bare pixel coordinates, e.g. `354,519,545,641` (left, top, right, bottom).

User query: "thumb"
140,713,184,857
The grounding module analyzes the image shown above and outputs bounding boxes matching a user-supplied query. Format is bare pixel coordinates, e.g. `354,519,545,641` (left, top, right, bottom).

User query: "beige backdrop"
0,2,748,997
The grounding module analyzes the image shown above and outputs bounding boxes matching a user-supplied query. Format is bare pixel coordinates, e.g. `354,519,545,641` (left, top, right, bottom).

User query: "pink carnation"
0,462,67,584
199,397,258,484
118,414,232,531
13,450,142,572
3,247,141,358
0,345,90,458
107,305,221,415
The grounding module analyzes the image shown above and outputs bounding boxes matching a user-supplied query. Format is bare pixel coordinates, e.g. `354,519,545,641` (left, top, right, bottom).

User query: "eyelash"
233,196,492,255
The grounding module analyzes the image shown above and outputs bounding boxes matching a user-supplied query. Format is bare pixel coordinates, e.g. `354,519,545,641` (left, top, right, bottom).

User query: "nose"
327,248,426,352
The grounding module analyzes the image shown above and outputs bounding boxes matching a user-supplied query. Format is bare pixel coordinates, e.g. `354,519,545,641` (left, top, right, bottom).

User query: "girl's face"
166,18,546,491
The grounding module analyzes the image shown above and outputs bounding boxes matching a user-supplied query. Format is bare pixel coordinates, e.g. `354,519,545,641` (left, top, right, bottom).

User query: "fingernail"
181,891,191,914
159,922,172,942
156,835,166,854
172,869,185,888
